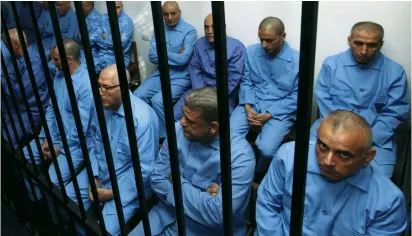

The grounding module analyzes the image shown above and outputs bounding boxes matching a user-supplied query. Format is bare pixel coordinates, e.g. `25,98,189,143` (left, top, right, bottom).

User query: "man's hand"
178,45,185,54
254,113,272,125
206,183,219,197
169,174,173,183
97,188,114,202
101,33,107,39
41,139,60,160
245,104,262,127
88,178,100,201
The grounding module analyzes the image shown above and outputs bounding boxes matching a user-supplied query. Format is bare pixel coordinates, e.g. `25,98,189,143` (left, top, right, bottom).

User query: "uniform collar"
342,49,384,71
69,64,85,84
307,142,371,192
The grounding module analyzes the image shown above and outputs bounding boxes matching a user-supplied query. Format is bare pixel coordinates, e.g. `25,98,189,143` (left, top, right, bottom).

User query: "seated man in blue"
37,1,55,57
311,21,410,178
48,1,80,78
173,13,245,121
95,1,133,72
134,1,196,139
230,17,299,172
131,87,255,236
255,110,408,235
23,39,95,199
66,64,159,235
1,29,49,149
78,1,103,73
6,1,43,46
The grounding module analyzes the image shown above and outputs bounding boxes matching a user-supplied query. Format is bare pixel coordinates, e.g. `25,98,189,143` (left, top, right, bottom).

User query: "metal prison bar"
1,1,322,235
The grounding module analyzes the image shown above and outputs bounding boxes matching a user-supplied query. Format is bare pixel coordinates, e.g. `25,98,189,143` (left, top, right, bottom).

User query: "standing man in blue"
37,1,54,58
96,1,133,72
134,1,197,139
311,21,410,178
230,17,299,172
131,87,255,236
66,65,159,235
173,13,245,121
255,110,408,235
23,39,95,194
1,29,49,149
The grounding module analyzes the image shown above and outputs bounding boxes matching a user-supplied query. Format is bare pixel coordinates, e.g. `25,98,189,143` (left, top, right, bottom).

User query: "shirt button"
322,210,327,215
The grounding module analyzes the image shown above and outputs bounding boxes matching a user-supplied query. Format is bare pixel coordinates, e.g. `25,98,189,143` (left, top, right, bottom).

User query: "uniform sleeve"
148,35,159,65
189,43,205,90
315,63,335,119
371,71,410,149
239,53,257,105
266,75,298,120
366,193,408,235
227,43,246,94
97,17,133,51
167,28,197,67
150,136,175,205
63,14,79,41
168,142,255,229
39,15,54,38
89,114,100,177
255,146,288,236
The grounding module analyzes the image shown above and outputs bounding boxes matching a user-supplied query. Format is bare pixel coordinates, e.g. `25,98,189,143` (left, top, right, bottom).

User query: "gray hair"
322,110,373,151
100,64,130,84
183,87,218,124
350,21,384,42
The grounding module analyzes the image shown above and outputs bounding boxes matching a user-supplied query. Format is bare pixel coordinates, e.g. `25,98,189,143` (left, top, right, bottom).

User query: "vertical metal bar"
72,2,111,235
10,1,87,220
105,2,151,235
1,113,15,152
150,2,186,235
48,1,99,221
1,84,19,151
289,2,319,236
1,18,43,176
211,3,232,236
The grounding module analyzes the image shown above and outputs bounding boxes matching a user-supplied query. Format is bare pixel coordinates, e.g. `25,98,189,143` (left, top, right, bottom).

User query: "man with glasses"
173,13,245,121
66,64,159,235
310,21,410,178
134,1,197,140
96,1,133,72
255,110,408,235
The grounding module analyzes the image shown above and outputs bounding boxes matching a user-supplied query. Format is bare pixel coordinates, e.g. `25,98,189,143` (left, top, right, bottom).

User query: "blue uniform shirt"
312,49,410,165
189,36,245,112
96,11,133,67
148,18,197,80
37,7,54,56
147,123,255,235
42,64,94,159
51,8,79,47
90,92,159,211
1,46,49,147
255,141,408,235
239,42,300,121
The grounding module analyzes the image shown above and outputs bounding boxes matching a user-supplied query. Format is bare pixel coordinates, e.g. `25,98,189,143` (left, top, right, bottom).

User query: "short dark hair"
259,17,285,35
350,21,384,42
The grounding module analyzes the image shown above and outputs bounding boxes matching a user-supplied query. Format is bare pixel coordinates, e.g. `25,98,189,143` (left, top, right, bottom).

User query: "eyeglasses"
98,84,120,92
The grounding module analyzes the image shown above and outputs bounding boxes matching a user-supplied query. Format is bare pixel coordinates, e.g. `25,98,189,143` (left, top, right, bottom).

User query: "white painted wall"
93,1,411,122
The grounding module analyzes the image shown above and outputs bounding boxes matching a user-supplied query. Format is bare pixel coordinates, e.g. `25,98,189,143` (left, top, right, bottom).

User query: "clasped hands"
245,104,272,127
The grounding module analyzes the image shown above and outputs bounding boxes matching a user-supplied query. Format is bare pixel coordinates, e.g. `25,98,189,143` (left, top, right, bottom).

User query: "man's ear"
209,121,219,135
363,148,376,167
347,36,351,46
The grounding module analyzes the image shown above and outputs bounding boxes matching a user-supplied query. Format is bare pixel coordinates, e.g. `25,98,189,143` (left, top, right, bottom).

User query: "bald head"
8,28,27,44
259,17,285,35
163,1,180,10
350,21,384,42
320,110,373,150
8,29,28,57
61,39,81,61
100,64,130,84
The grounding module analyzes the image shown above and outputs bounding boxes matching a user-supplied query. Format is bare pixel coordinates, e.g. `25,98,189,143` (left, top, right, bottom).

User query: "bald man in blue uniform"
134,1,197,139
256,110,408,235
230,17,299,173
311,21,410,177
173,13,245,121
